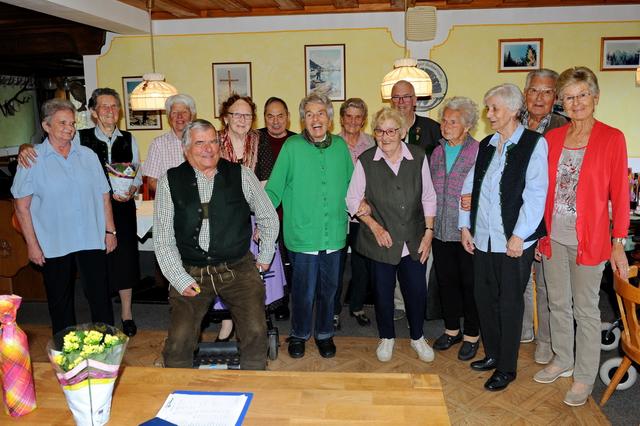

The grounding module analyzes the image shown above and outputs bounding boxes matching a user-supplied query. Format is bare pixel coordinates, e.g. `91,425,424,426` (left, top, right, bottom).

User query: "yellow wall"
97,21,640,159
97,29,403,158
430,21,640,154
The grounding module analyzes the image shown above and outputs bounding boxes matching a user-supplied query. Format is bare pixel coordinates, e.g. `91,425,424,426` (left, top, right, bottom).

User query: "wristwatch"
612,237,627,246
106,230,117,236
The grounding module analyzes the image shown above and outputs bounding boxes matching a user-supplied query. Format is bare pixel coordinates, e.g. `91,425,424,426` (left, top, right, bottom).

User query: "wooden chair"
600,265,640,405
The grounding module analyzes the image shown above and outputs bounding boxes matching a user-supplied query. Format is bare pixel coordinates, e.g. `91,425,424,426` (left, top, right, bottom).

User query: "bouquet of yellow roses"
47,323,129,426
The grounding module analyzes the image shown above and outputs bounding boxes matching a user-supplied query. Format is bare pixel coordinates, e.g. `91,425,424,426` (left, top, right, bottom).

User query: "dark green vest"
356,144,426,265
167,160,251,266
79,128,133,190
470,129,546,242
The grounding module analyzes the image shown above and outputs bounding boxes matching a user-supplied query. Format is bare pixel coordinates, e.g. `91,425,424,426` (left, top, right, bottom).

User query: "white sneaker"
411,337,435,362
376,338,395,362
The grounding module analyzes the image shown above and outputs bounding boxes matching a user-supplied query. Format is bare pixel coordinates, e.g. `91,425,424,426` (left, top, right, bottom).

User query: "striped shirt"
154,164,279,294
141,131,185,180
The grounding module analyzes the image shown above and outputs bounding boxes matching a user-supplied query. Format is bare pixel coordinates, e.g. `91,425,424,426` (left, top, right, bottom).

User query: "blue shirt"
11,138,111,258
444,143,463,174
459,125,548,253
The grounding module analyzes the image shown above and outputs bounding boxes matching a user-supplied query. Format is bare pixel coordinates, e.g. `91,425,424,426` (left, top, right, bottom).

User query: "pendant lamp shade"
381,58,432,99
129,0,177,111
130,73,178,111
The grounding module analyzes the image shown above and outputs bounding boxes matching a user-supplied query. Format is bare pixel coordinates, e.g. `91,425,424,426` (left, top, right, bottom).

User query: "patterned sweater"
430,135,479,242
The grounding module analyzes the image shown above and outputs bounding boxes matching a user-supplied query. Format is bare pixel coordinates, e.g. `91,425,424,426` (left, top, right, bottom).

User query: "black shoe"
315,337,336,358
470,357,498,371
433,333,462,350
484,370,516,391
287,337,305,358
458,341,480,361
215,324,235,342
275,304,290,321
122,319,137,337
350,311,371,327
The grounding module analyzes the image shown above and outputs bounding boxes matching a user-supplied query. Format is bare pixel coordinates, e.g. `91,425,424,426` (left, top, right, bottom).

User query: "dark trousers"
42,249,114,335
473,245,536,373
334,222,372,315
289,250,341,341
163,252,267,370
372,255,426,340
432,238,479,337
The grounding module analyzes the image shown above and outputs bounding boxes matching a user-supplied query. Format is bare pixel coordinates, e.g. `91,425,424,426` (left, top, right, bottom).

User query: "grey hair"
483,83,524,113
182,119,217,149
371,107,407,132
165,94,197,116
88,87,121,110
438,97,479,129
556,66,600,99
524,68,560,90
340,97,368,118
41,98,76,125
298,91,334,121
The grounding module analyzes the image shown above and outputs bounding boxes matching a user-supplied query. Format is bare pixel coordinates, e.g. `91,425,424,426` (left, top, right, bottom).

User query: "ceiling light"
130,0,177,111
380,2,433,99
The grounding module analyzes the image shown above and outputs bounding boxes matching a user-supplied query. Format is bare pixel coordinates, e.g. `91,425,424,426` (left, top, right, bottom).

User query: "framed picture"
121,77,162,131
498,39,543,72
212,62,252,117
305,44,346,101
601,37,640,70
416,59,448,112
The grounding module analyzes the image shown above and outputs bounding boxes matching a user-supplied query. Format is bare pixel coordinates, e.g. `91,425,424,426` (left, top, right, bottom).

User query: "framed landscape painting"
212,62,252,117
121,76,162,130
601,37,640,70
498,39,543,72
305,44,346,101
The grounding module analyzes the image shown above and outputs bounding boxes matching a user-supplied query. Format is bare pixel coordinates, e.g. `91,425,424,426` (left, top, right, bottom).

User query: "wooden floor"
24,325,609,425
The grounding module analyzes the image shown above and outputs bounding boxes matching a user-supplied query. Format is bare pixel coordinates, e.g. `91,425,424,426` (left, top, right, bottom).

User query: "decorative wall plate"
416,59,448,112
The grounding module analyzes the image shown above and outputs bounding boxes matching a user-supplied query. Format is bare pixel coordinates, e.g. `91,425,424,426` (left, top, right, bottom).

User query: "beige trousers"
543,240,605,385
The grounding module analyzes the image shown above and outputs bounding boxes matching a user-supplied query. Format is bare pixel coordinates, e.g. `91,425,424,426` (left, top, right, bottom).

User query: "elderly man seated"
153,119,279,370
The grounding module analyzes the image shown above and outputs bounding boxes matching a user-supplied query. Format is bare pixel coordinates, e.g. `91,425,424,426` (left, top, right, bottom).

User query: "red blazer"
538,120,629,265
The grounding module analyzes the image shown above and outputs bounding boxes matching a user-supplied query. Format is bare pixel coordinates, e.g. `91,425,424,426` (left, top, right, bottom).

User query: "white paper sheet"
155,391,251,426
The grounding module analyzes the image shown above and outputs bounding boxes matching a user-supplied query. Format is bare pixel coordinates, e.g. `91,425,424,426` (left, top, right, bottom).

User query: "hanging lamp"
130,0,178,111
380,1,432,99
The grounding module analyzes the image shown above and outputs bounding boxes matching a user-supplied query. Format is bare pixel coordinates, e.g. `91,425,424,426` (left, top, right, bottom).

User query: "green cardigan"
265,133,354,252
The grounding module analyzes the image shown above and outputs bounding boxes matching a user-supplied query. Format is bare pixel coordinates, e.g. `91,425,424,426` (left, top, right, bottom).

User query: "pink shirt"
340,131,375,165
141,131,185,180
346,143,437,256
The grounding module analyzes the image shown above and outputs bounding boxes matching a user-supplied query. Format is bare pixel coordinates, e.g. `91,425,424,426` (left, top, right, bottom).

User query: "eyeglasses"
390,94,414,102
526,87,555,98
228,112,253,121
374,128,400,137
562,92,591,104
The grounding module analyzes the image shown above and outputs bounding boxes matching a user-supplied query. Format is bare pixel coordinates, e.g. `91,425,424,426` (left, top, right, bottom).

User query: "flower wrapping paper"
0,294,37,417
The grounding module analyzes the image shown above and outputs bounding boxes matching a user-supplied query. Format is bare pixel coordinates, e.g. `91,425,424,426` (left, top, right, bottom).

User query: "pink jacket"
538,120,629,265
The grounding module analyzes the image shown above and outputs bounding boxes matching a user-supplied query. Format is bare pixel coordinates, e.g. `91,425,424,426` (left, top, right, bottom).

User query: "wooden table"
9,362,450,425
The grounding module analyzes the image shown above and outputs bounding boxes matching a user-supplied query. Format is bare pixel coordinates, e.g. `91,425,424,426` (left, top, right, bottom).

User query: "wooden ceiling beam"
154,0,200,17
274,0,305,10
334,0,359,9
216,0,252,12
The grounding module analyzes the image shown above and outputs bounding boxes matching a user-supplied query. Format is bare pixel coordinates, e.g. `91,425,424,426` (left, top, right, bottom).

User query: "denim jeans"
289,250,341,341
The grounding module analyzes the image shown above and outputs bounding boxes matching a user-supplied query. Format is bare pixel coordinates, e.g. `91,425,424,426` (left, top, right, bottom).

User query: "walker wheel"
601,322,621,351
599,357,638,390
268,331,279,360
